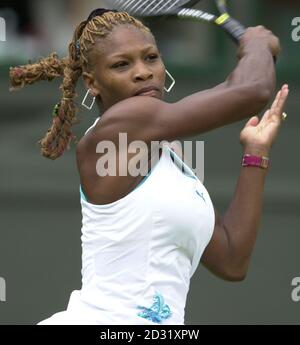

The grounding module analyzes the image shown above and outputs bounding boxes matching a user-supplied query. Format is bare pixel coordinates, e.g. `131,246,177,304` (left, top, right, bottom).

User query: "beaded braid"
36,21,87,160
9,10,151,160
9,53,67,91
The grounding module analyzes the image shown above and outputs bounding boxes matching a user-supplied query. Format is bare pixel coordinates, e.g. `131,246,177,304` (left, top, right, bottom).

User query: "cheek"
157,61,166,79
104,75,130,98
159,67,166,84
94,68,125,93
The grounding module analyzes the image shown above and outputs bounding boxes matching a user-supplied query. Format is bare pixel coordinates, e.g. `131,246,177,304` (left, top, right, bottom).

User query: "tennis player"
10,8,288,325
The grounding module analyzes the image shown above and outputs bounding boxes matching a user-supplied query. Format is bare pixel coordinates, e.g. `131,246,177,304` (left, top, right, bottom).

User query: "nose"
133,62,153,81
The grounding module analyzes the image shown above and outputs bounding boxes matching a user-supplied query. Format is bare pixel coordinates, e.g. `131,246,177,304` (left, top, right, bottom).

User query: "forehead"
95,25,157,59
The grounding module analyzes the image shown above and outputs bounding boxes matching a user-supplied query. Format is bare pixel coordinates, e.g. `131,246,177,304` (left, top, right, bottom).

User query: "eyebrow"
109,45,156,59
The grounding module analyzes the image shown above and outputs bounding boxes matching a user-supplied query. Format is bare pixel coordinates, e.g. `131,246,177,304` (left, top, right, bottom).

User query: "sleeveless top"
37,116,215,325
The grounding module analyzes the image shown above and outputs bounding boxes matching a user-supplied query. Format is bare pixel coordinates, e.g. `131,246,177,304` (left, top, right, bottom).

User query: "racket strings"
108,0,192,15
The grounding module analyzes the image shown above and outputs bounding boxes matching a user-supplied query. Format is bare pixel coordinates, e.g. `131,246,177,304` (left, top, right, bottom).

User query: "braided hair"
9,8,151,160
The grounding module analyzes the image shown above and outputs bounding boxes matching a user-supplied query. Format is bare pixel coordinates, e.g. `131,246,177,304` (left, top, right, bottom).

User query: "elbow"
223,271,247,282
203,260,248,282
220,263,249,282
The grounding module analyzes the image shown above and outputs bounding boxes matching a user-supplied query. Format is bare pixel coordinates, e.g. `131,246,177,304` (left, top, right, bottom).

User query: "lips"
134,86,159,96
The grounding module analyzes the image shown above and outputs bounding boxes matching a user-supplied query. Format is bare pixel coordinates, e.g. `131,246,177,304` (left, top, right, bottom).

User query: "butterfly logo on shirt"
137,291,172,324
168,146,206,204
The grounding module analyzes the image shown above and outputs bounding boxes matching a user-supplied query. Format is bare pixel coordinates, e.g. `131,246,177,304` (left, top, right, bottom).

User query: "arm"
100,26,280,145
169,27,279,137
201,155,268,281
201,85,289,281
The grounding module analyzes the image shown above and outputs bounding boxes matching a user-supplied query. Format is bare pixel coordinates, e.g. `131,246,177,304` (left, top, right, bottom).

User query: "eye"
112,61,128,69
147,54,159,61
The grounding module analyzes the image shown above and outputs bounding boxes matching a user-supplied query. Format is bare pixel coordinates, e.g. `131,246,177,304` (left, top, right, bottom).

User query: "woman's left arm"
201,84,289,281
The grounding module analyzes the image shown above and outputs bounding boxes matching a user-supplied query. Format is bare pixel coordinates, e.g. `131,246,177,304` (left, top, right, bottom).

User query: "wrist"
239,40,273,60
243,145,270,157
242,154,269,170
242,144,270,171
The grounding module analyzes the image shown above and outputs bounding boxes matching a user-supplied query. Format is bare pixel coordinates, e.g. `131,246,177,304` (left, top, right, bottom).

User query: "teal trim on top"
79,185,87,202
133,170,151,190
79,146,197,202
166,147,197,181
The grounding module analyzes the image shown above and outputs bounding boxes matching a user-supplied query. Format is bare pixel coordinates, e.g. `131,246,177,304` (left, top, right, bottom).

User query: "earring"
82,89,96,110
164,69,176,93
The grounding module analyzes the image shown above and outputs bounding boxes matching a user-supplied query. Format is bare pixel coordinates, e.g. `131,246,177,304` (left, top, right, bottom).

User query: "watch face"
261,157,269,169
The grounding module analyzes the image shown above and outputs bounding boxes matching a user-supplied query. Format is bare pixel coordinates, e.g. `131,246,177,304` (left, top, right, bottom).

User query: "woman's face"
83,24,166,112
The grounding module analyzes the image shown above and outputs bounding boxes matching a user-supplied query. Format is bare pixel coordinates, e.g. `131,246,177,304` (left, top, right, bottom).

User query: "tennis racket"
106,0,246,44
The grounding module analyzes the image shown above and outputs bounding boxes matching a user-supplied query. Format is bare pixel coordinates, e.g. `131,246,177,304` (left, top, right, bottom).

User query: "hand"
240,84,289,154
238,26,281,60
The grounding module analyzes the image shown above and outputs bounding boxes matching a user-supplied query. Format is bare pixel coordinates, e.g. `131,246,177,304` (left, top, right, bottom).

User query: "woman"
9,8,288,325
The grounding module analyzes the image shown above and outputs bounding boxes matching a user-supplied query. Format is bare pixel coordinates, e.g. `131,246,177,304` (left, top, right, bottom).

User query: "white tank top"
37,117,215,325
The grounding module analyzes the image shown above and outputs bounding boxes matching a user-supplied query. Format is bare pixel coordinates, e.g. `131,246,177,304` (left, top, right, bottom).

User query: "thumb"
245,116,260,128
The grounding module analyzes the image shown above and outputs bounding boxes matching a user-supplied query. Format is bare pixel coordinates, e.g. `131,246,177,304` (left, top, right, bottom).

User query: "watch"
241,154,270,170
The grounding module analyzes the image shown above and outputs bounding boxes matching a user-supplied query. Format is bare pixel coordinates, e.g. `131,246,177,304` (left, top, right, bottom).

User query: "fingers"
270,84,289,117
270,90,282,111
260,84,289,126
245,116,260,128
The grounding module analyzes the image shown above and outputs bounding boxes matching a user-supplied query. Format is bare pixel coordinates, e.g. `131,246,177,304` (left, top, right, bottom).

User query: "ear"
82,71,99,97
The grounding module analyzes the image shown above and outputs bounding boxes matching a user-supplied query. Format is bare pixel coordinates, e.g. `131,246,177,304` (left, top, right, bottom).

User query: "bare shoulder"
76,96,164,152
95,95,172,143
104,95,169,123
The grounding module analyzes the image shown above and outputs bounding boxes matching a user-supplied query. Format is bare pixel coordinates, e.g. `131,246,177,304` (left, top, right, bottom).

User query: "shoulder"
101,96,170,129
89,96,172,145
76,97,161,151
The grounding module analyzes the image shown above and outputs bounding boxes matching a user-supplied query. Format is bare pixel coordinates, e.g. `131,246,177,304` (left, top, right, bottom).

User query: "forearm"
174,49,275,135
200,84,288,282
210,43,275,95
227,43,276,98
173,82,271,136
221,146,269,276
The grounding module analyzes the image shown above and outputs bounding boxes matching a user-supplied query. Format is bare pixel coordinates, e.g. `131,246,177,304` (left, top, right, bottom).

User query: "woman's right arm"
167,27,279,135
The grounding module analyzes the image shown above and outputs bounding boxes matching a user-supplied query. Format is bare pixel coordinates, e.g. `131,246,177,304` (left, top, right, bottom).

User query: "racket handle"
219,17,246,43
220,18,277,64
